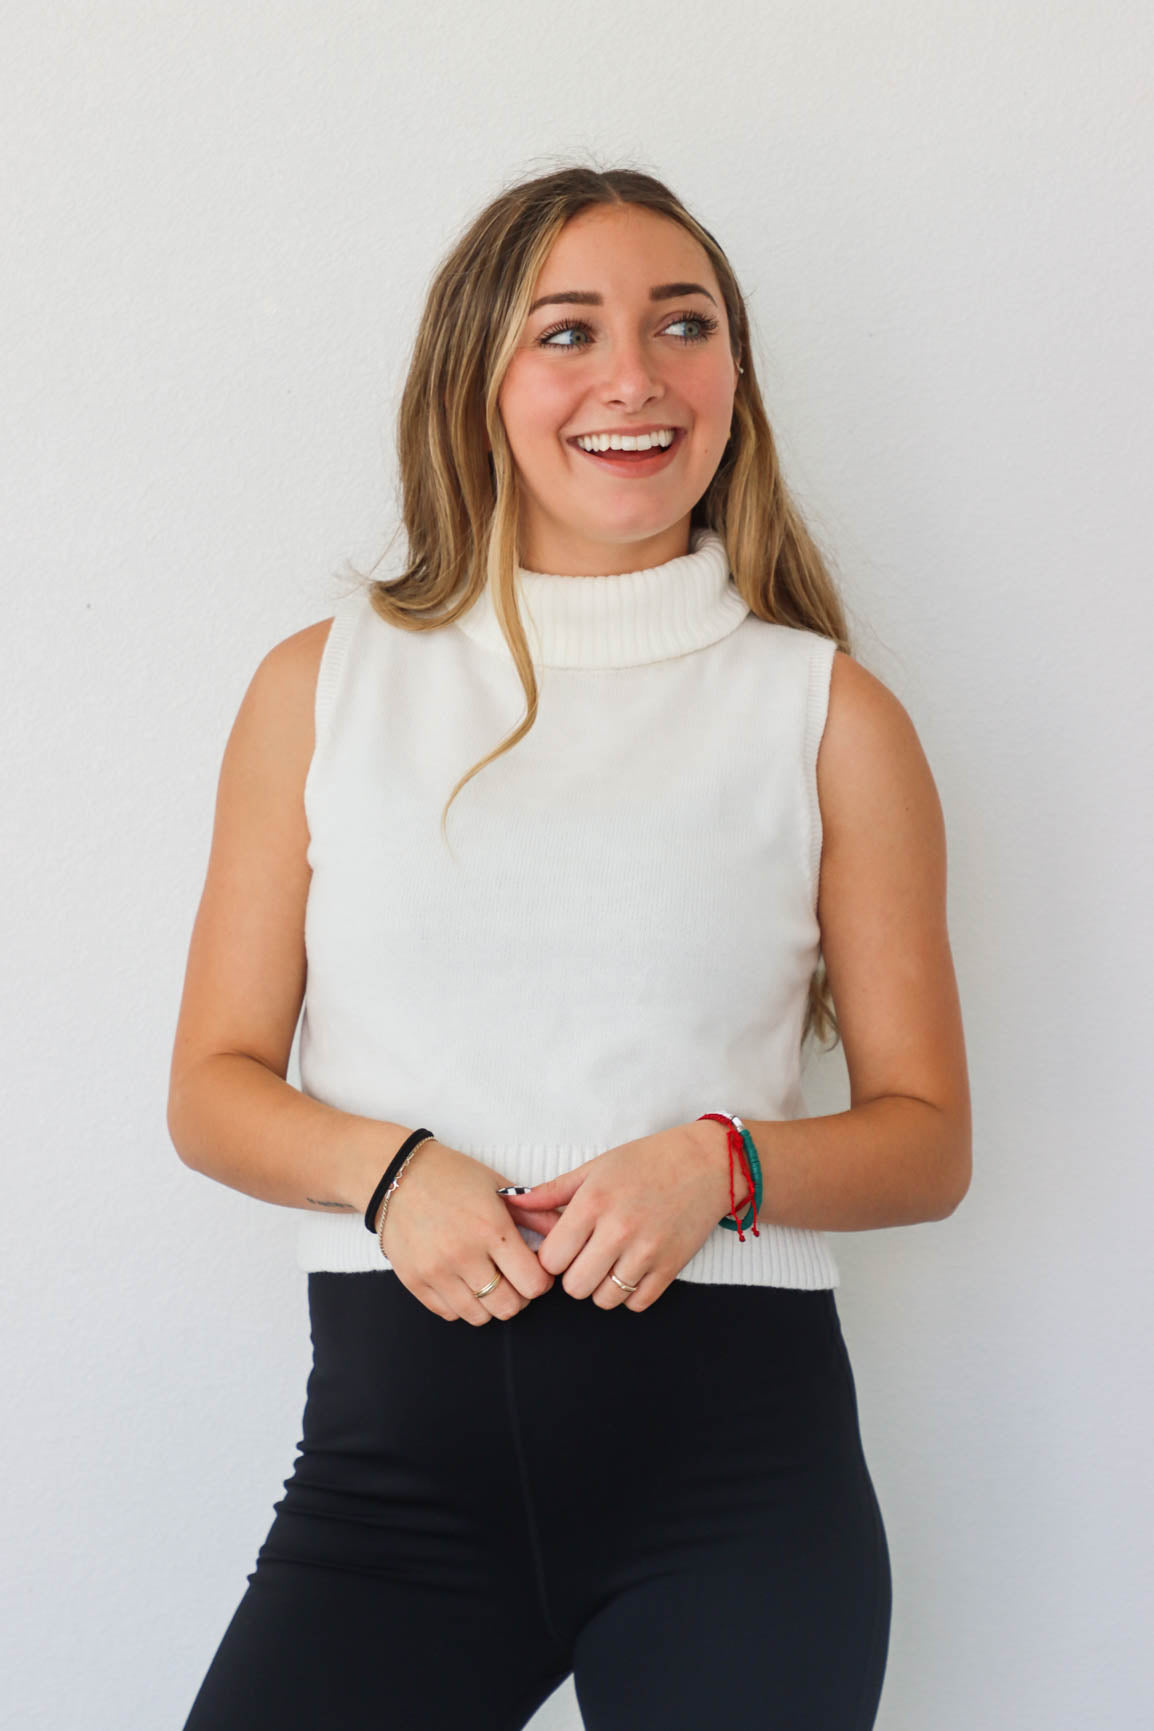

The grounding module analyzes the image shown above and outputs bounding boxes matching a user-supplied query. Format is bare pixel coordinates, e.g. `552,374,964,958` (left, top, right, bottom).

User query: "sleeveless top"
296,526,840,1289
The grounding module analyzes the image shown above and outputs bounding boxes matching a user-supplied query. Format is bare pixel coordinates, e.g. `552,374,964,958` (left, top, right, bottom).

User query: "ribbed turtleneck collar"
453,526,750,670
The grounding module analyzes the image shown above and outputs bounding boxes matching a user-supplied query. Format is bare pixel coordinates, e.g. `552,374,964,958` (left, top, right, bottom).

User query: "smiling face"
496,204,739,575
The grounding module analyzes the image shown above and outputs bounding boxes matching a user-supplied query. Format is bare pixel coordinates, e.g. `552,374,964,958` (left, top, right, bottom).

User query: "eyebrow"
527,280,718,316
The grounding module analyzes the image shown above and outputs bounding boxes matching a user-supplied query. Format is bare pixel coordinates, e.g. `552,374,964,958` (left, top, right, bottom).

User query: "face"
496,204,739,575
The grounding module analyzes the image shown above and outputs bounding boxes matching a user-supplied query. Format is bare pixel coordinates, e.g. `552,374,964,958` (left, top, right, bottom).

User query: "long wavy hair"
352,163,852,1053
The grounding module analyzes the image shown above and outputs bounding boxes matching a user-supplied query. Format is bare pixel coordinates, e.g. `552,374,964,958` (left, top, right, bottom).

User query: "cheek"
701,365,736,419
691,379,737,452
500,359,571,448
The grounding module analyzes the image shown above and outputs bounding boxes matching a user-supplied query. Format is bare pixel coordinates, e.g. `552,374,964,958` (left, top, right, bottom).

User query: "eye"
536,310,720,351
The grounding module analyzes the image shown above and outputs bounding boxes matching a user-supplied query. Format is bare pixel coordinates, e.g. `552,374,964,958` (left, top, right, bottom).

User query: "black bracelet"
362,1129,438,1233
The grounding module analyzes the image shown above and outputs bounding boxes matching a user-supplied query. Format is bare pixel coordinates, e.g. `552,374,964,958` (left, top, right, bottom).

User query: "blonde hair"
355,163,852,1053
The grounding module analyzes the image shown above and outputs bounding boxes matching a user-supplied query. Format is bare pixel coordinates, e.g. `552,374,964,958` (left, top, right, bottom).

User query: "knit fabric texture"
297,526,840,1288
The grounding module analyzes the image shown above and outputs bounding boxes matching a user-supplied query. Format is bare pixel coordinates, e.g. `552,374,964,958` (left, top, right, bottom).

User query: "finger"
593,1266,652,1311
500,1199,565,1234
555,1226,626,1300
536,1206,596,1278
414,1263,500,1326
411,1277,458,1322
491,1237,555,1302
498,1168,586,1210
454,1268,524,1326
591,1270,631,1309
459,1232,553,1324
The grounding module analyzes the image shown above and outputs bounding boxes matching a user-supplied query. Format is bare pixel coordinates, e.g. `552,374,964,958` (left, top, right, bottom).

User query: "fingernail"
497,1185,533,1195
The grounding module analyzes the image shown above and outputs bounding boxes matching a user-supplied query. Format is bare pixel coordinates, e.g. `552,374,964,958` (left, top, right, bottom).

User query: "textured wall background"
2,2,1151,1726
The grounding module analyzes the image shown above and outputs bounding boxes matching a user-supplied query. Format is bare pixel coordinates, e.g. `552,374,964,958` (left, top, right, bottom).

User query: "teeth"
575,428,678,453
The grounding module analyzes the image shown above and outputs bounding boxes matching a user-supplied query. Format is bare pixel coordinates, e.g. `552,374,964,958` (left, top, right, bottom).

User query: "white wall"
3,3,1151,1727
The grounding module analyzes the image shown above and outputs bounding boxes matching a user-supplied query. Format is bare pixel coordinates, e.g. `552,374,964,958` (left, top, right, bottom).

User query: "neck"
517,516,692,578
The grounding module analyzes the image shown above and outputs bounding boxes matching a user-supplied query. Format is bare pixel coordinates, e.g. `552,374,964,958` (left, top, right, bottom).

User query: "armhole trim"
802,635,838,918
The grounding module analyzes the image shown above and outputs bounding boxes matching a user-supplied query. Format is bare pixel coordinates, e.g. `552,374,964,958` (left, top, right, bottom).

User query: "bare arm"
166,618,557,1323
166,619,411,1219
694,648,972,1228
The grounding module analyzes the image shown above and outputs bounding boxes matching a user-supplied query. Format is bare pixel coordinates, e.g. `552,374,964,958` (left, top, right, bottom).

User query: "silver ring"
609,1271,640,1293
472,1272,502,1299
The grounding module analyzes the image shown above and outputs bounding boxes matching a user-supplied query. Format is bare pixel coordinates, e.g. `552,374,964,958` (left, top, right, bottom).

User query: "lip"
566,426,686,477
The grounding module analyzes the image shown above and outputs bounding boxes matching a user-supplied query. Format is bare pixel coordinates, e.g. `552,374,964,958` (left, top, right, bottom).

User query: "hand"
500,1123,744,1311
377,1141,559,1325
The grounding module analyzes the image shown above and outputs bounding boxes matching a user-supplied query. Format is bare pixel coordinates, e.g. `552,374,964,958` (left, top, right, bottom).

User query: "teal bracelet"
718,1117,763,1233
739,1125,763,1212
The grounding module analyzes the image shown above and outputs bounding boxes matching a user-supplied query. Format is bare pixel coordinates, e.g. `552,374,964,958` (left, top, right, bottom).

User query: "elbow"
166,1105,191,1170
166,1082,199,1171
935,1138,972,1219
167,1050,216,1169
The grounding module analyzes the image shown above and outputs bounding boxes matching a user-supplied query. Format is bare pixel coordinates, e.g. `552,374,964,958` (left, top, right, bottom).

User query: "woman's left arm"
511,650,972,1299
708,647,972,1232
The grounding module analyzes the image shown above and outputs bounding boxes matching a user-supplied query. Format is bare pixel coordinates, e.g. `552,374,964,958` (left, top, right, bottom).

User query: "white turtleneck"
454,527,751,669
297,526,840,1288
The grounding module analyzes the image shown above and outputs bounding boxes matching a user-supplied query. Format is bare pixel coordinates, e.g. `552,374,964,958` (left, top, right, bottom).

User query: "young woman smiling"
172,164,970,1731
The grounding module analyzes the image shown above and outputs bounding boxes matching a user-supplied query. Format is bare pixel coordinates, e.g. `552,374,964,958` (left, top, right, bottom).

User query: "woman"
170,165,971,1730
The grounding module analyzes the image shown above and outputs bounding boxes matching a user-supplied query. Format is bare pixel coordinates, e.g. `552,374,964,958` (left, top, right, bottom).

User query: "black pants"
182,1270,891,1729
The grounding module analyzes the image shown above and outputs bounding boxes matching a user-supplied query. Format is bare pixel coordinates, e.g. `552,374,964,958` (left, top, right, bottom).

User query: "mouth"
566,426,686,478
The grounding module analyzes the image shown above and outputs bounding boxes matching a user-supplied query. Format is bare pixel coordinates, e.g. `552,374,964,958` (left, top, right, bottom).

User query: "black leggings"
181,1271,891,1729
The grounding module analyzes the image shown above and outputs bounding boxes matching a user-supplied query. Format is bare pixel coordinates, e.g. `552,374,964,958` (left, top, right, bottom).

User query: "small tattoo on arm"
306,1198,356,1210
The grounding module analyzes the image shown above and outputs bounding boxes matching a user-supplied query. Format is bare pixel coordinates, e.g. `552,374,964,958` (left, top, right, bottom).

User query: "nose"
597,341,665,408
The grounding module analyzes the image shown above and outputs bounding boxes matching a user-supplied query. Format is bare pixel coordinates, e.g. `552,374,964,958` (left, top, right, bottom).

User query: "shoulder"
818,648,945,866
248,613,335,714
259,614,335,685
225,614,337,783
826,646,911,742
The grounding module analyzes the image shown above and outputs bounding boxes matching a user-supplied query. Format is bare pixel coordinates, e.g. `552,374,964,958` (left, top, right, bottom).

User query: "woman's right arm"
165,619,556,1322
165,619,405,1220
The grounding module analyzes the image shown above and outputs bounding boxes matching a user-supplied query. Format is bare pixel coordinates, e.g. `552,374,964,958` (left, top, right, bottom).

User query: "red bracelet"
698,1112,760,1241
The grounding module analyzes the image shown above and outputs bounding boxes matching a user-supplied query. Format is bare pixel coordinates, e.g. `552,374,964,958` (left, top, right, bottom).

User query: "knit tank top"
297,526,840,1289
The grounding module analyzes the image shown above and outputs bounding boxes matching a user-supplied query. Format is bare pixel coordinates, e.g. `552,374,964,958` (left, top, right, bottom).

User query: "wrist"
374,1136,444,1248
365,1130,446,1243
690,1117,754,1221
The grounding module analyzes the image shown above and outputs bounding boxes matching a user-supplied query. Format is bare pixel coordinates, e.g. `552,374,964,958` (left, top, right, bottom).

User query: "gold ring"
472,1272,502,1299
609,1272,640,1293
